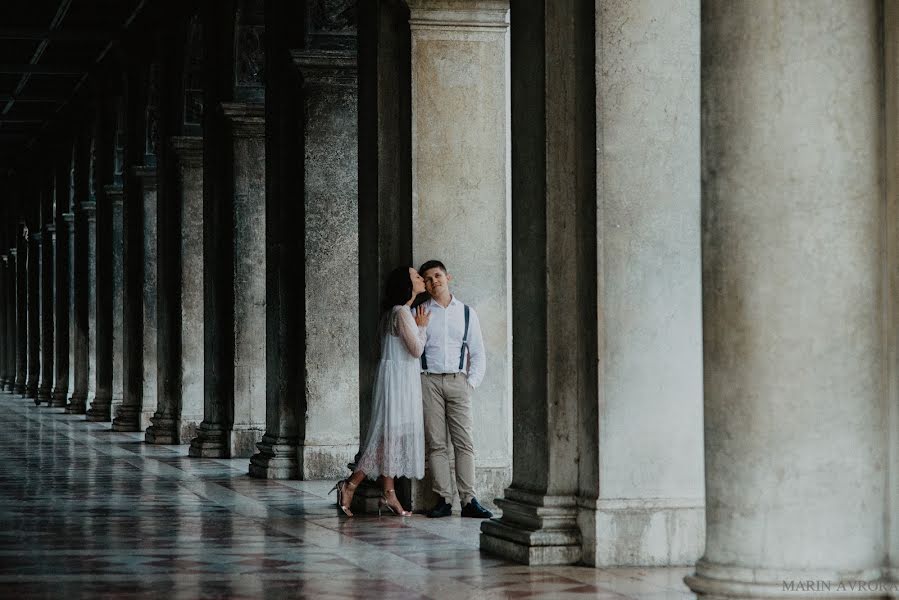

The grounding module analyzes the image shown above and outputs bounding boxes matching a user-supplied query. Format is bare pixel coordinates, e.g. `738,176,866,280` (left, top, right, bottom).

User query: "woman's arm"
396,307,427,358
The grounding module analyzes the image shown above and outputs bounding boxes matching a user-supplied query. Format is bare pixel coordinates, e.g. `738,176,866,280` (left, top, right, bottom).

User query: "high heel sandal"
329,479,357,517
379,489,412,517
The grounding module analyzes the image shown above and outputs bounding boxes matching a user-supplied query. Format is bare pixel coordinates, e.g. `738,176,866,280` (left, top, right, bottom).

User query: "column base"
0,377,9,390
14,379,26,395
85,394,112,422
685,559,888,599
296,443,358,479
49,388,68,408
577,497,705,566
65,393,87,414
25,382,38,400
179,415,202,446
189,423,230,458
479,489,582,565
111,404,141,431
249,434,300,479
145,413,179,444
37,385,53,405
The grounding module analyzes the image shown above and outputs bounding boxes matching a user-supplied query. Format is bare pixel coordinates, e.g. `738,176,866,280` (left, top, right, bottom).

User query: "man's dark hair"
418,260,447,275
383,266,414,312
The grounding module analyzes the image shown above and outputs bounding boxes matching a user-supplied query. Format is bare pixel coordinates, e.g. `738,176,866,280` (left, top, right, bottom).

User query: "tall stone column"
0,253,8,390
25,231,41,401
14,224,27,395
479,0,590,565
37,224,55,405
132,167,158,432
66,207,88,414
83,200,109,422
407,0,512,505
288,50,359,478
687,3,888,597
222,102,265,458
172,137,204,442
4,251,13,392
107,186,125,420
50,213,69,408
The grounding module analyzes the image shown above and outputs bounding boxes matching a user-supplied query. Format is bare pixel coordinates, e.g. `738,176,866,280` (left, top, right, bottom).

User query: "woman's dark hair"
382,266,414,312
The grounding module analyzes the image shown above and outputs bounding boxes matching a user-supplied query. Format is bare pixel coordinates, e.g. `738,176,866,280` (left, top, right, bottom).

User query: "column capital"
8,248,16,257
130,166,158,191
31,231,42,244
44,224,55,234
407,0,509,30
168,136,204,168
61,212,75,224
220,102,264,138
291,50,357,88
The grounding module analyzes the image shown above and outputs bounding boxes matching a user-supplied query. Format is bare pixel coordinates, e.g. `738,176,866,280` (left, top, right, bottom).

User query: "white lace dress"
355,306,426,480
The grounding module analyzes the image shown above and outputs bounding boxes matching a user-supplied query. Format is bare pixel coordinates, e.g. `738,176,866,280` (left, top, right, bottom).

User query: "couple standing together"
334,260,493,519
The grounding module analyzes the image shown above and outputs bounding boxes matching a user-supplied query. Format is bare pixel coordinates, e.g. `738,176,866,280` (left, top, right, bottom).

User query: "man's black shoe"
426,498,452,518
461,497,493,519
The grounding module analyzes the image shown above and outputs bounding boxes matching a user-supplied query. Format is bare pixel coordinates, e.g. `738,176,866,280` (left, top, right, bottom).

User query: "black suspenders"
420,303,470,372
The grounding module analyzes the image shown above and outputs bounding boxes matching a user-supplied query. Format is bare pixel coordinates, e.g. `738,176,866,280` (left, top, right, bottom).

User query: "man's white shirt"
419,295,486,389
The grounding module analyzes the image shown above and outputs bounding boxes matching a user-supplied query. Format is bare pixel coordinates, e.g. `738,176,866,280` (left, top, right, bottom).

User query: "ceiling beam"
0,64,85,75
0,27,119,42
0,95,65,104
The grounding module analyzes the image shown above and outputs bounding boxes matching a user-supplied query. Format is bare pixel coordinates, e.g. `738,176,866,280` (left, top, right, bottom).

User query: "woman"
333,266,430,516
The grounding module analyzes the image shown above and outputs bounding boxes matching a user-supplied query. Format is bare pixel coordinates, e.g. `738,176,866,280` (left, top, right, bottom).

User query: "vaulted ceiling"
0,0,148,171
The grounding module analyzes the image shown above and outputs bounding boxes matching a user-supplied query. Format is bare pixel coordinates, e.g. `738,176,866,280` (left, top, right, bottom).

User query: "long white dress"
355,306,426,480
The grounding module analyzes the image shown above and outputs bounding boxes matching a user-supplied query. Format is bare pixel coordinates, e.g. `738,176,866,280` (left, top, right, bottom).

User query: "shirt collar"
428,294,459,308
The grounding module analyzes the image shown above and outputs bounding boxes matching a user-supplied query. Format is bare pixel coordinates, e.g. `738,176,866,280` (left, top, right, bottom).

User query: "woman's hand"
415,305,431,328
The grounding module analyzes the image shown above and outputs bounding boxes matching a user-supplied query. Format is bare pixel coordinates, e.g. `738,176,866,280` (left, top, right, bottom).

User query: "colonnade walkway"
0,392,694,599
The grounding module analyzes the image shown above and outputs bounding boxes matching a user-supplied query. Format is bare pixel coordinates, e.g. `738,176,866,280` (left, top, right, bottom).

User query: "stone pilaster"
4,250,16,391
37,224,55,405
282,50,359,479
687,3,888,597
131,167,159,433
66,206,88,414
108,187,124,419
0,254,7,390
25,231,41,401
83,200,109,422
14,224,27,395
407,0,512,509
221,102,265,458
52,213,72,408
478,0,585,566
173,137,204,442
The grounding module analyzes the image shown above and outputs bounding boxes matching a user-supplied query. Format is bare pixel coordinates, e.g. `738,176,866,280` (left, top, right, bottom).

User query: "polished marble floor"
0,392,697,599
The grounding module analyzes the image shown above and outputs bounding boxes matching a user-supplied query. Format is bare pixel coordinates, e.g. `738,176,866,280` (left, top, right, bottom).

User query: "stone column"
14,224,27,395
173,137,204,442
222,102,265,458
84,199,109,422
107,186,125,419
147,137,204,444
55,213,74,408
37,224,55,404
0,253,7,390
4,250,16,391
25,231,40,401
288,50,360,478
66,206,88,414
132,167,158,432
687,3,888,597
407,0,512,506
479,0,588,565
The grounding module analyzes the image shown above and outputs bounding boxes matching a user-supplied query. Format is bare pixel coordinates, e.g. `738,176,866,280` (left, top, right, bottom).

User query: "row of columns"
0,2,894,596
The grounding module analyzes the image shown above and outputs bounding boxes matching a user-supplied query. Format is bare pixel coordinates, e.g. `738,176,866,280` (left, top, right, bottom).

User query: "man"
416,260,493,518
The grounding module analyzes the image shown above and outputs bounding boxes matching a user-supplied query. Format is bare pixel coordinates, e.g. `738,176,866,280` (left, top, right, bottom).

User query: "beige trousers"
421,373,476,506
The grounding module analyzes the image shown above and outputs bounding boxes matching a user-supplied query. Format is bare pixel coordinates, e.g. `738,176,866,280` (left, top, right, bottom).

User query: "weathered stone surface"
171,137,204,443
222,102,265,458
55,213,73,408
407,0,512,515
3,251,14,391
133,168,158,433
25,231,40,401
291,49,359,479
688,2,888,597
82,201,105,421
66,206,88,414
37,225,55,405
108,187,124,418
0,254,8,390
14,223,28,395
